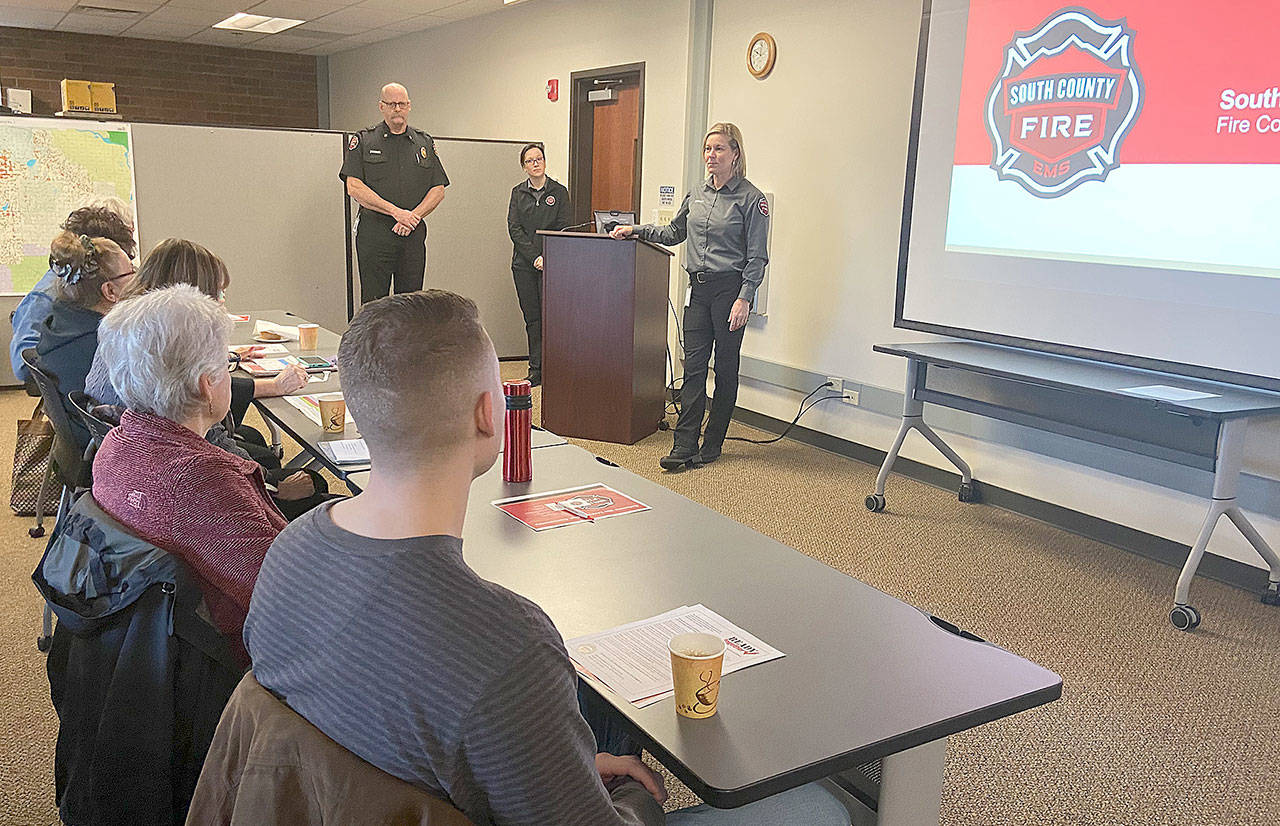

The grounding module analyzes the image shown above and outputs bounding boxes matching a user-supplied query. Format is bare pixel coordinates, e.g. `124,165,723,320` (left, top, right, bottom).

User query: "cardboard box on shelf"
5,88,32,114
90,82,116,114
60,79,92,112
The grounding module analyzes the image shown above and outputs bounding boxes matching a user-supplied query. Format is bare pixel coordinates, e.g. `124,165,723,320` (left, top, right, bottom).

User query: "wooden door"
568,63,645,230
589,83,640,217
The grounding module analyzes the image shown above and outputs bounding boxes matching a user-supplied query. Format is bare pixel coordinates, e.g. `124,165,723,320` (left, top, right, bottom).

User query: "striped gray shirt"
244,502,661,826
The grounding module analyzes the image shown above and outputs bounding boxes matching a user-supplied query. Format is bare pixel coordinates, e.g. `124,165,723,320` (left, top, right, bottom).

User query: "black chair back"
21,348,88,489
68,391,116,455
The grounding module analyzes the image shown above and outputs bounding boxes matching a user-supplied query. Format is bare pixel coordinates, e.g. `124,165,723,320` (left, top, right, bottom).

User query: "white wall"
708,0,1280,571
325,0,1280,573
328,0,693,228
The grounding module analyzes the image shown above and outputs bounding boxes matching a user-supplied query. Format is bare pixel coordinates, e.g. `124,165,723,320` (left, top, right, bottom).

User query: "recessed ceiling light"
213,12,305,34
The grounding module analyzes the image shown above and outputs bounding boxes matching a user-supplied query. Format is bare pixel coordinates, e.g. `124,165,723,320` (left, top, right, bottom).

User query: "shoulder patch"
757,196,769,217
348,133,359,150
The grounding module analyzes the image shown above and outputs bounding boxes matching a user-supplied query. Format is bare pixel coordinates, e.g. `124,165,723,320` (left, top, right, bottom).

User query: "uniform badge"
348,133,359,150
984,8,1143,198
420,146,427,159
545,195,556,206
757,196,769,216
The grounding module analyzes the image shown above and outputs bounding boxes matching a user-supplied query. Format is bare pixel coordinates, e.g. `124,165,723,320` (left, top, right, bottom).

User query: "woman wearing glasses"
507,142,571,386
35,229,137,450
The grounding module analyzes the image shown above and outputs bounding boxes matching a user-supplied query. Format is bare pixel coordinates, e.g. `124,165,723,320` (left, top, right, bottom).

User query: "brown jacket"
186,672,474,826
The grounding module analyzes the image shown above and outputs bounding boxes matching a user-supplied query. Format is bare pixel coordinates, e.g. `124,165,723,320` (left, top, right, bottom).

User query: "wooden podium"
537,231,672,444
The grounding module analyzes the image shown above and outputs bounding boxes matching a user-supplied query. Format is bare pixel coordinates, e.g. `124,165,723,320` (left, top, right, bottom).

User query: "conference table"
229,310,564,489
346,444,1062,824
243,311,1062,824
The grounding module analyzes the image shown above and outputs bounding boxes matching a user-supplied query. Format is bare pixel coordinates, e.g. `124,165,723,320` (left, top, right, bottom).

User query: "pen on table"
557,502,595,522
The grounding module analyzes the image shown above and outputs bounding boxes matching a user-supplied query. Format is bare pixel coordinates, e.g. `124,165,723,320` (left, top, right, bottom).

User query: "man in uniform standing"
340,83,450,303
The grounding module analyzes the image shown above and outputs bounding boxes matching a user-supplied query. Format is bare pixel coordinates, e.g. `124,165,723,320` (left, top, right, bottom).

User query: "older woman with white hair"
92,284,285,666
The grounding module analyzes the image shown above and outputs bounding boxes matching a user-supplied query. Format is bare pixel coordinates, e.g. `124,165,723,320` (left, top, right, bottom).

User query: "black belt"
688,270,739,285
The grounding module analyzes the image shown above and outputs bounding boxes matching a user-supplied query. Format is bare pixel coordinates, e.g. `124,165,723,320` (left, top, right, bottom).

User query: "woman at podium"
507,142,571,387
611,123,769,470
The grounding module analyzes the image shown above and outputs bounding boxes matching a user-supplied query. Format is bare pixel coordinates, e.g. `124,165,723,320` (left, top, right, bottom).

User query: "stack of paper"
566,604,785,707
254,320,299,340
317,438,369,464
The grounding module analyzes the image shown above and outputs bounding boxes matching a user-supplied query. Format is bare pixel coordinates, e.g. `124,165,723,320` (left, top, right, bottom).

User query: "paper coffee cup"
297,323,319,350
318,395,345,433
668,632,725,719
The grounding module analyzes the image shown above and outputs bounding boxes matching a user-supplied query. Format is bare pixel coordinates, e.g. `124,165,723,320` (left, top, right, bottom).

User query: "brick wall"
0,26,318,129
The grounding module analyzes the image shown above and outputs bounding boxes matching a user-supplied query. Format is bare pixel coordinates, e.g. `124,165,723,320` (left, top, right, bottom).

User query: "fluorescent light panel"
213,12,304,34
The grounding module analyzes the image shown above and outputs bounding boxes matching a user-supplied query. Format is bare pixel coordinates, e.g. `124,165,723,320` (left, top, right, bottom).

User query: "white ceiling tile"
120,19,204,38
162,0,255,10
56,11,137,34
185,27,266,45
140,5,230,26
242,31,328,50
431,0,502,21
296,15,368,34
375,12,444,32
308,5,406,30
245,0,347,20
0,0,75,11
356,0,460,12
0,5,66,26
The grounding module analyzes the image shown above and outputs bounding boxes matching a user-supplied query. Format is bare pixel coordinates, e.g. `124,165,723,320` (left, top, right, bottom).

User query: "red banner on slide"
953,0,1280,165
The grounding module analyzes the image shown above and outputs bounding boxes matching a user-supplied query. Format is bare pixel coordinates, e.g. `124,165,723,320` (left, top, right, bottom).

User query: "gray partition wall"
0,121,532,387
132,123,351,334
353,137,532,359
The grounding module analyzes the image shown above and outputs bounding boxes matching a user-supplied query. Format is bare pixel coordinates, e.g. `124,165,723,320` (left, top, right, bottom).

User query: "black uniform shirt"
507,177,571,267
339,123,450,224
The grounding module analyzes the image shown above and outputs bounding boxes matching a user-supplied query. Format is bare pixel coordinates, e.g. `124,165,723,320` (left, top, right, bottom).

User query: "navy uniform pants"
356,218,426,303
511,263,543,377
674,275,745,456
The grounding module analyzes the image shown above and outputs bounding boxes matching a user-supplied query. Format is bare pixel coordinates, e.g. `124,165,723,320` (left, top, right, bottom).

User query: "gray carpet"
1,370,1276,825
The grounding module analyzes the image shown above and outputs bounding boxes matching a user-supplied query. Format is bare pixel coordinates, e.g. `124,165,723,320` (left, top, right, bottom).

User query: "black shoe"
698,447,721,465
525,373,542,387
659,447,702,471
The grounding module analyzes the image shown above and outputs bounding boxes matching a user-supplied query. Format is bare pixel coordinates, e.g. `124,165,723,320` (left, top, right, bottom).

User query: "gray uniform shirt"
638,175,769,303
244,502,663,826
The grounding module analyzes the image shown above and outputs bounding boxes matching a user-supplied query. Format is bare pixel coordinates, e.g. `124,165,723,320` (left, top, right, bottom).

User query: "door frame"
568,61,645,228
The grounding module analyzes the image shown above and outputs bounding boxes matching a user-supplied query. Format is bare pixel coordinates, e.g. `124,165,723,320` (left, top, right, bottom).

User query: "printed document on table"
566,604,784,707
317,438,369,464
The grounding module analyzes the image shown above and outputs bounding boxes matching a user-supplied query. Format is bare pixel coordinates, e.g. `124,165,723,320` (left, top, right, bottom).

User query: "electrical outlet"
843,386,860,406
826,376,843,396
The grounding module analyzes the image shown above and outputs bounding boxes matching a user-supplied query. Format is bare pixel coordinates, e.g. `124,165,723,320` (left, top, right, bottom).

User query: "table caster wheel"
958,481,980,503
865,494,886,513
1262,583,1280,606
28,525,44,538
36,635,51,653
1170,604,1200,631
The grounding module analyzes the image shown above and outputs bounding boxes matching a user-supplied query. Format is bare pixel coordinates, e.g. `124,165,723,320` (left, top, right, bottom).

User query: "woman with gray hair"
92,284,285,666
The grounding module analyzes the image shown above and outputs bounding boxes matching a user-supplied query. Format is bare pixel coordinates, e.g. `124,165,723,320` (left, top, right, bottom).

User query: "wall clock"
747,32,776,79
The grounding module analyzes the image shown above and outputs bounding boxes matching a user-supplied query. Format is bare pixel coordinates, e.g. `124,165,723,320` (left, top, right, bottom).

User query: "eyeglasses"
380,100,410,109
523,157,545,166
106,268,135,282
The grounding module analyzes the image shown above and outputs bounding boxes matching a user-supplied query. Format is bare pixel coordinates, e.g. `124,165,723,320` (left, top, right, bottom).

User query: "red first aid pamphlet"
492,483,650,531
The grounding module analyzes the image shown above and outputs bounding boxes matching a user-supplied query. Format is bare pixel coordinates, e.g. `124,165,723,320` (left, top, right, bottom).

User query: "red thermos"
503,380,533,482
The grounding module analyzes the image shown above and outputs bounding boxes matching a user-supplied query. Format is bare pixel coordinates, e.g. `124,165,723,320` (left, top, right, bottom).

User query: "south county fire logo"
985,8,1143,198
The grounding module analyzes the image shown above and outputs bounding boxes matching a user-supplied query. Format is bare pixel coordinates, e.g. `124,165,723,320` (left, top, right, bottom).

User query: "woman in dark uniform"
611,123,769,470
507,142,571,386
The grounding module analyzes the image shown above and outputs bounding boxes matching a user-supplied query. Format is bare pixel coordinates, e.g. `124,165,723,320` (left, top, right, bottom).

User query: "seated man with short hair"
244,291,849,825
